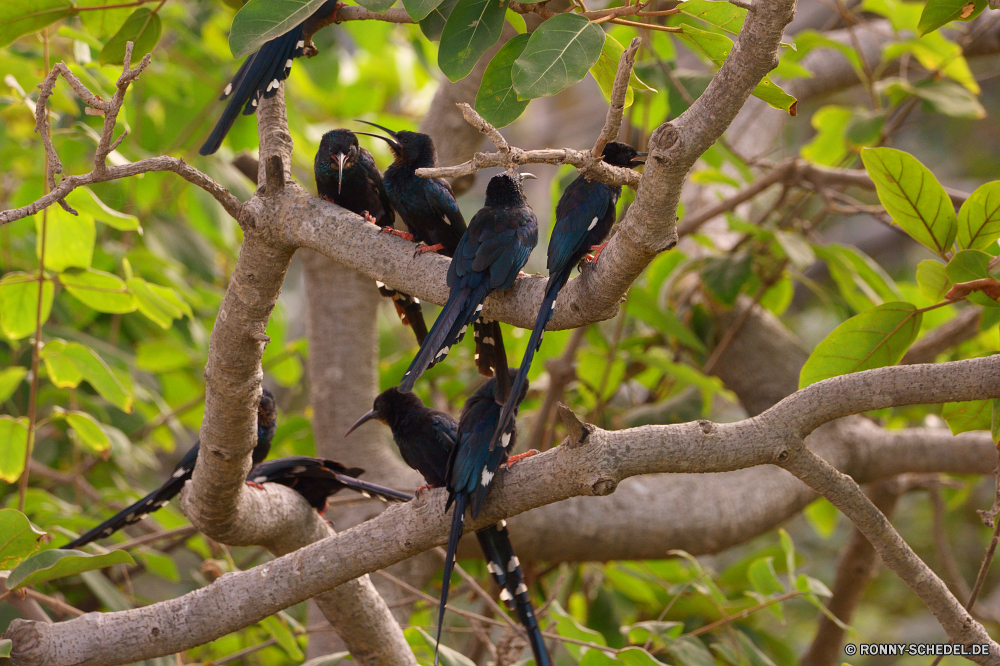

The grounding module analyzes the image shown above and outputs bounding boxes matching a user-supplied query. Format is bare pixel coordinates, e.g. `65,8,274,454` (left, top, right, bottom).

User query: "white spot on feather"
550,300,557,310
172,467,188,478
375,280,385,288
253,476,267,483
515,583,528,595
297,40,305,48
480,469,494,487
501,432,511,448
500,589,513,602
435,346,450,358
499,519,507,528
588,216,599,231
487,562,502,575
475,304,483,313
285,59,293,69
507,556,520,572
223,83,233,96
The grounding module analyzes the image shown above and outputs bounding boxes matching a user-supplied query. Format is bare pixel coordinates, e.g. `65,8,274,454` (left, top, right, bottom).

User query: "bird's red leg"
414,483,437,497
506,450,540,469
381,227,416,241
363,211,378,225
246,481,265,490
413,243,445,256
584,243,608,263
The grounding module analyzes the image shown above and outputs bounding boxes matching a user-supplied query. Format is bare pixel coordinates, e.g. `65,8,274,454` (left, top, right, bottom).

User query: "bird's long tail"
379,285,429,345
435,492,467,666
476,523,552,666
473,320,511,401
64,472,190,549
199,24,305,156
490,268,571,449
400,284,488,392
327,473,414,503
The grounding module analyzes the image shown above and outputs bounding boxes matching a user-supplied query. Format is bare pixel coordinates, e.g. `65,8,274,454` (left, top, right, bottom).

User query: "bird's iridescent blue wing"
548,177,613,274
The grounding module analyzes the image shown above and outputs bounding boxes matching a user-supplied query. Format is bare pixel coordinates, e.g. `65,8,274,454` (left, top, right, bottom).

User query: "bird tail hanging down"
435,492,468,666
379,284,429,345
476,522,552,666
64,471,190,549
490,267,571,450
199,24,306,156
324,471,413,503
400,284,489,392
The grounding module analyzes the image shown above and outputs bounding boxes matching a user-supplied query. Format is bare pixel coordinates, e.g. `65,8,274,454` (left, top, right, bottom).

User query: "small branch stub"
592,36,641,159
557,403,591,447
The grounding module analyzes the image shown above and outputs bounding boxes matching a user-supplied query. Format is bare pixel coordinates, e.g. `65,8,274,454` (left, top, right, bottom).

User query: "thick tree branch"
9,355,1000,666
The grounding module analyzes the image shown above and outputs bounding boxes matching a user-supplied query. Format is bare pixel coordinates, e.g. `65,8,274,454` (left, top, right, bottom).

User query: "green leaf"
861,147,958,256
413,628,477,666
438,0,508,82
0,417,29,483
0,272,54,340
916,260,950,302
505,8,525,33
0,508,45,569
550,601,607,661
992,399,1000,445
588,35,657,109
60,268,138,314
260,614,304,660
957,181,1000,250
38,207,95,272
946,249,999,307
127,277,190,327
230,0,329,59
800,105,852,166
910,79,986,119
0,0,73,49
701,251,752,306
676,26,796,114
814,243,903,312
678,0,745,32
747,557,784,595
795,573,833,597
512,13,606,99
0,638,11,658
137,548,179,582
6,549,135,590
799,302,922,388
403,0,444,21
136,339,194,372
882,34,979,94
97,8,162,65
779,528,796,581
666,636,716,666
628,288,707,352
419,0,459,41
618,647,667,666
804,497,839,538
61,409,112,453
943,399,992,434
40,340,133,412
475,34,531,128
0,365,28,403
64,187,141,232
918,0,986,35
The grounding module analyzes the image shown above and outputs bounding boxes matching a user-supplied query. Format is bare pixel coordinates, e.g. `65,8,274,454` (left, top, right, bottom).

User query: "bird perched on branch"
398,172,538,392
490,143,645,449
65,389,277,549
199,0,341,156
354,122,467,257
246,456,412,511
346,381,549,666
315,129,428,344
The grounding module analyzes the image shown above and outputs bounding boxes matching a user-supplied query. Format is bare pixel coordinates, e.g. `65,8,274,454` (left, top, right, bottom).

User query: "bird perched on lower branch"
399,172,538,392
246,456,412,511
346,380,549,666
64,388,277,549
199,0,341,156
490,142,645,449
315,129,428,344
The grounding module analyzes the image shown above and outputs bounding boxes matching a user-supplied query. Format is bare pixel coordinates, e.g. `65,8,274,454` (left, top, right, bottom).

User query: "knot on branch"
557,403,593,447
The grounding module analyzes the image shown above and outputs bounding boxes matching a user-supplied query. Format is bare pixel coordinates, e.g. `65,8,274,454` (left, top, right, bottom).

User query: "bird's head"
483,171,536,208
316,129,362,195
599,141,647,168
257,387,278,445
355,121,438,169
345,387,424,436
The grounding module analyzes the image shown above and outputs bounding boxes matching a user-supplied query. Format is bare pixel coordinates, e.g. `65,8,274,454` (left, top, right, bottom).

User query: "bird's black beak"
336,152,347,195
355,120,402,152
355,131,401,153
345,409,377,437
631,153,648,164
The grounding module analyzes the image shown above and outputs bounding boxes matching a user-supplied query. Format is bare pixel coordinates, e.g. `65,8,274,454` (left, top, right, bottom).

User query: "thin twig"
109,526,199,551
593,37,641,159
22,588,86,618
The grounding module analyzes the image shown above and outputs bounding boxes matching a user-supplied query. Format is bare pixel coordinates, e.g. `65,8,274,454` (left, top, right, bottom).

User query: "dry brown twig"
1,42,243,226
415,38,645,189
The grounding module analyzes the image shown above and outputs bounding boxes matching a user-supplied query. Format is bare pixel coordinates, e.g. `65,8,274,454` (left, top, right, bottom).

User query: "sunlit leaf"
412,628,477,666
0,0,73,49
438,0,508,82
260,614,304,660
678,0,745,32
618,646,668,666
512,14,605,99
957,181,1000,250
861,147,958,256
128,277,190,327
97,8,162,65
0,508,45,569
943,399,992,434
0,273,54,340
6,549,135,590
799,302,922,388
0,417,29,483
0,366,27,403
475,34,531,128
40,340,133,412
230,0,329,59
56,408,112,454
916,260,950,302
589,34,657,109
946,249,999,307
37,207,95,272
0,639,11,658
64,187,141,232
918,0,986,35
60,268,138,314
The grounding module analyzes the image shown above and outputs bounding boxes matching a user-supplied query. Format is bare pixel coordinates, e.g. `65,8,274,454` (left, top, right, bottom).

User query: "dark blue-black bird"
346,380,549,666
354,122,467,257
315,129,428,344
398,172,538,392
65,389,277,549
246,456,412,511
199,0,341,156
490,143,644,449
